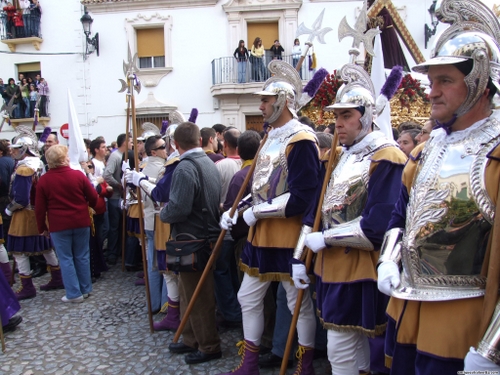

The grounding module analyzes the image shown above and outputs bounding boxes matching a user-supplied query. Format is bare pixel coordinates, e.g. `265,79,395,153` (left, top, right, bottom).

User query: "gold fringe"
159,302,169,313
385,354,393,369
319,315,387,339
127,231,142,238
239,262,292,282
9,249,54,256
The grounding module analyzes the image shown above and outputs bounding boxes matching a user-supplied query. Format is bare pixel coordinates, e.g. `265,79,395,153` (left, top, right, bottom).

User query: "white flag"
67,89,88,172
371,33,393,139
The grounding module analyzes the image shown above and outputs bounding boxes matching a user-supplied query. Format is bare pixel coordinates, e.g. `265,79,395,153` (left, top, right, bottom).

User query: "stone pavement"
0,264,330,375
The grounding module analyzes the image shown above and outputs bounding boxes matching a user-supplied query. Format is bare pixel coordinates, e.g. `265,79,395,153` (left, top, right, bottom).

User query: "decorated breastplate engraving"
322,134,394,229
394,119,500,301
252,124,313,205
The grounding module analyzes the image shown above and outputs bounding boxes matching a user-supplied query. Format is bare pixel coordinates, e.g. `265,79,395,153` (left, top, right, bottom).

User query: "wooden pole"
279,132,339,375
294,42,312,75
0,314,5,352
129,92,154,333
121,98,131,273
173,131,269,343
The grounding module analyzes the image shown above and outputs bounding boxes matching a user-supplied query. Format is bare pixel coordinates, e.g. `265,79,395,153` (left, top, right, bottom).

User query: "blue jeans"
107,198,122,258
146,230,167,311
22,97,30,118
213,239,241,322
51,227,92,299
237,61,247,83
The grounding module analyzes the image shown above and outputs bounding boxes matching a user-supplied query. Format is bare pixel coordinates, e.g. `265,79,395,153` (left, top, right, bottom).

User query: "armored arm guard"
292,225,312,261
323,216,374,250
377,227,404,266
236,193,253,214
252,193,290,220
138,178,157,199
7,200,25,212
477,303,500,365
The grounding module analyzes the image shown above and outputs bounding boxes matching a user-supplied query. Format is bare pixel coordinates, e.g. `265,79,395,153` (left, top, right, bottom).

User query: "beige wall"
247,22,278,50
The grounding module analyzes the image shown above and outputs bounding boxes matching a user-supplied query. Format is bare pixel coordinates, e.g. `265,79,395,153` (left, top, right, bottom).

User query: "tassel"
188,108,198,123
375,65,403,115
160,120,168,136
39,126,51,143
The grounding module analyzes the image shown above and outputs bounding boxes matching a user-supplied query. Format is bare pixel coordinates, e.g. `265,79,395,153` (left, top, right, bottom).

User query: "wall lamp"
80,7,99,59
424,0,439,49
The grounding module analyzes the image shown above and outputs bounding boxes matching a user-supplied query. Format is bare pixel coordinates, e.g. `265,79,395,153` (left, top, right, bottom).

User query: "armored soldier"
291,63,406,374
6,125,63,300
219,61,327,374
377,0,500,373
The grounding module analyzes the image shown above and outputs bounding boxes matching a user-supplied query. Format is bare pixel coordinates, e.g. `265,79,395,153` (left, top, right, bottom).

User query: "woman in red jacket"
35,145,98,303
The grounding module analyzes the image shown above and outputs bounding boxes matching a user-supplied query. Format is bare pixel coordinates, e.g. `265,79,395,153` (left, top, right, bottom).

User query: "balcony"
211,53,315,97
0,13,43,52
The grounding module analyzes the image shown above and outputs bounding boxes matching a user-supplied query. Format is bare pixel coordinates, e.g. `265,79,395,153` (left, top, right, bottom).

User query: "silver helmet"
412,0,500,117
326,64,376,144
165,110,185,154
11,125,40,159
137,122,160,142
254,60,303,124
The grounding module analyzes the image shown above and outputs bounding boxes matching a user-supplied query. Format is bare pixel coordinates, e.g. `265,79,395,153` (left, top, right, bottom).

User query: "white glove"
4,208,12,216
119,199,128,210
464,347,500,372
377,261,401,296
291,263,310,289
243,208,257,227
304,232,326,253
126,170,146,187
220,210,238,230
122,160,131,173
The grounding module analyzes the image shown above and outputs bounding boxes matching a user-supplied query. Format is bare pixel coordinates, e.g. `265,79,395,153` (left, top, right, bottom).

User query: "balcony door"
247,22,278,52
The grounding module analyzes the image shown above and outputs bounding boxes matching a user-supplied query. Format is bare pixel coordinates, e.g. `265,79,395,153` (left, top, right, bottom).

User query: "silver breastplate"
252,123,314,204
322,133,394,229
394,118,500,301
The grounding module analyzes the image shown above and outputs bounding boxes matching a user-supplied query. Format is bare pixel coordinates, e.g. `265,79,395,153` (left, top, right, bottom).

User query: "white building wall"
0,0,494,143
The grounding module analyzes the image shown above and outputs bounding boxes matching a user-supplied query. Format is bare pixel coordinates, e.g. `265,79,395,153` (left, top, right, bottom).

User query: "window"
137,28,165,69
125,14,173,87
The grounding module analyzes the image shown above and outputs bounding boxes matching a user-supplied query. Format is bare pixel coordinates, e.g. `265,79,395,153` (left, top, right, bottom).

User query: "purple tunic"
0,271,20,326
240,139,320,275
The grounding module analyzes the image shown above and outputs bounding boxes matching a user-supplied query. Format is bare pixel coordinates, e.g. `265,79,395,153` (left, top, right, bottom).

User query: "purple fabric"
0,271,20,326
207,153,224,163
7,234,52,253
369,334,391,373
359,160,404,248
386,313,464,375
315,275,389,331
151,160,179,203
240,241,293,274
223,166,252,241
387,183,409,230
381,65,403,100
188,108,198,123
157,250,167,272
284,139,320,218
11,174,31,207
126,216,140,235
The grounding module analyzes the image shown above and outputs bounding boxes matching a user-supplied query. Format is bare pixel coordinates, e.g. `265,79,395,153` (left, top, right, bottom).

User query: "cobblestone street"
0,264,330,375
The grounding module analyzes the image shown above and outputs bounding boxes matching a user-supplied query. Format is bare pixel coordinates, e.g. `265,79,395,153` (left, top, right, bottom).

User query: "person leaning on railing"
250,37,265,82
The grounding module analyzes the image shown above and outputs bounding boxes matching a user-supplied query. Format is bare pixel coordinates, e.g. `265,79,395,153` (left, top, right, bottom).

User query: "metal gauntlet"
253,193,290,219
323,217,374,250
477,303,500,365
293,225,312,261
377,227,403,266
7,200,25,212
237,193,253,214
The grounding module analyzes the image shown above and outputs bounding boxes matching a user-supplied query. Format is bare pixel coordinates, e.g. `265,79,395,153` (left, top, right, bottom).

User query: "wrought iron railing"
211,53,315,85
0,12,42,40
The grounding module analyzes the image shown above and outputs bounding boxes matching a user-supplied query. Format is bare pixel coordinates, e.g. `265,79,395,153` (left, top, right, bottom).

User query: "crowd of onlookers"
1,0,41,39
0,73,49,119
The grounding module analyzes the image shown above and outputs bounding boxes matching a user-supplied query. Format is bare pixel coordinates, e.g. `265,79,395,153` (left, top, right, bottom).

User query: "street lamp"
80,7,99,59
424,0,439,49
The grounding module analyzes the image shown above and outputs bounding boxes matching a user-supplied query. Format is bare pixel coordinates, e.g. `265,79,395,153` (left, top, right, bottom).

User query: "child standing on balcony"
29,84,38,118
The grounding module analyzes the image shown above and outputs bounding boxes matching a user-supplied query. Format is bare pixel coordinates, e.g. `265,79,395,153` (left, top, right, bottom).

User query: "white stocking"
163,272,179,302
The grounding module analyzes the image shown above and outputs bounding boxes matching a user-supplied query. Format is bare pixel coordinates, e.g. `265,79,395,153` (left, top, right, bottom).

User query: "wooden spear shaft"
130,93,154,333
173,131,269,343
121,97,131,273
279,131,339,375
294,42,313,74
